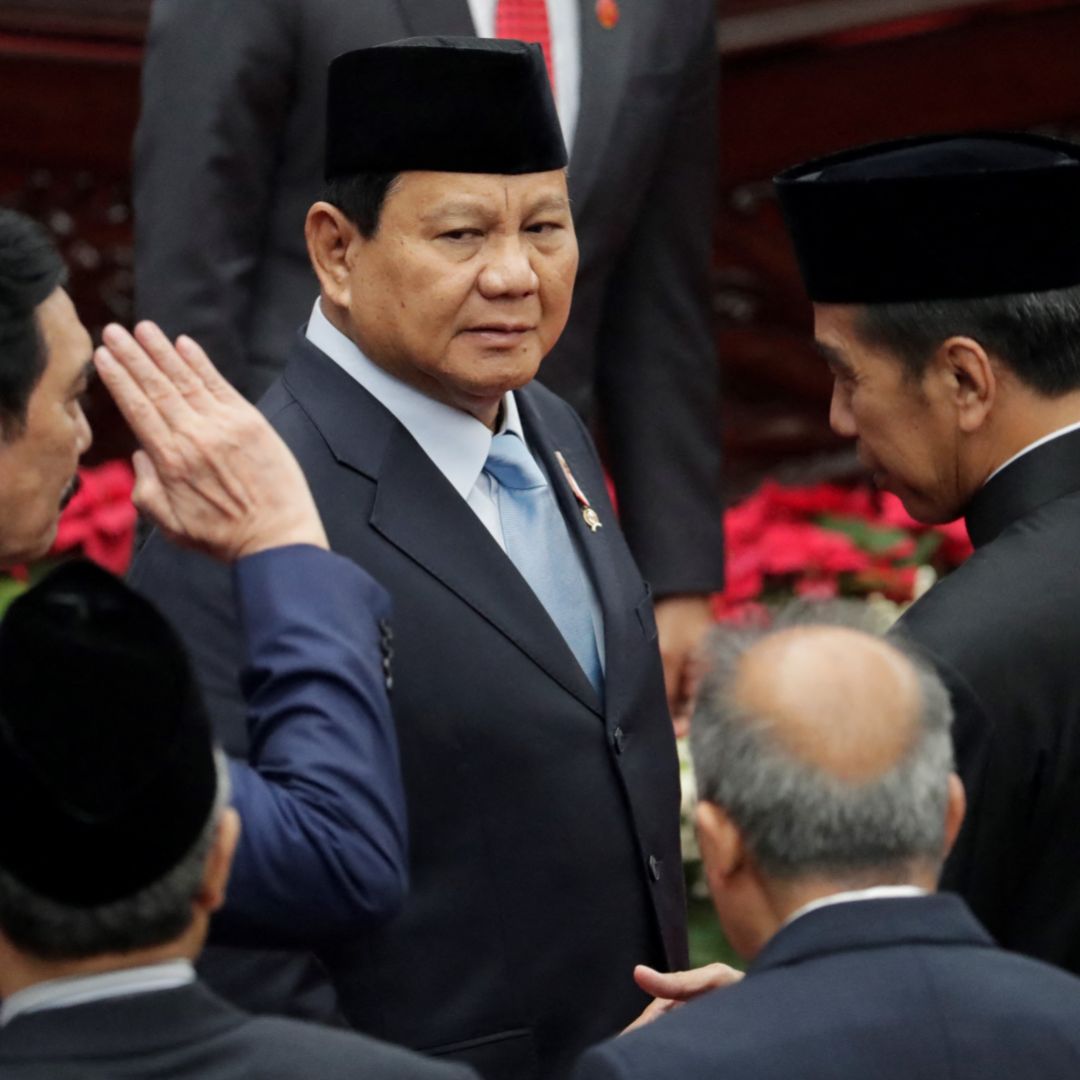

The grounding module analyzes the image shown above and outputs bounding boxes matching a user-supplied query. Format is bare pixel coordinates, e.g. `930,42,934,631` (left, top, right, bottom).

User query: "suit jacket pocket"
424,1027,538,1078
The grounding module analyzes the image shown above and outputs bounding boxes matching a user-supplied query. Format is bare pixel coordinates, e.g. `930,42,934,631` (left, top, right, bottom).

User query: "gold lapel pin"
555,451,603,533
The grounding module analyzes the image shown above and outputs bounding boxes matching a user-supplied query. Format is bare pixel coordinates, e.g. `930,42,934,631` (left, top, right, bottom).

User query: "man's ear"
932,336,995,434
196,807,241,915
942,773,966,859
305,201,360,310
695,800,745,893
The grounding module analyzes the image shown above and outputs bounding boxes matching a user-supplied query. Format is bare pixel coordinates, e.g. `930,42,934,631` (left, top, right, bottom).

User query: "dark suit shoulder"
239,1015,480,1078
575,936,1080,1080
898,489,1080,680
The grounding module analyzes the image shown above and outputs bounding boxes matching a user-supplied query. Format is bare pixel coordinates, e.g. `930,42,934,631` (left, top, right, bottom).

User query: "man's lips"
460,323,534,346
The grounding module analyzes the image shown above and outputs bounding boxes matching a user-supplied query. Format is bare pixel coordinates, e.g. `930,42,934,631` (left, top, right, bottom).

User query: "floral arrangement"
681,479,974,965
716,480,973,618
0,460,136,614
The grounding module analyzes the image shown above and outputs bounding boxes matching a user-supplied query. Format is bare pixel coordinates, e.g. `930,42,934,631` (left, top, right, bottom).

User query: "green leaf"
816,514,911,555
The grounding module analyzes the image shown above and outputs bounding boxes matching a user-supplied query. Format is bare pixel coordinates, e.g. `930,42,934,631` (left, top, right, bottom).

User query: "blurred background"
2,0,1079,484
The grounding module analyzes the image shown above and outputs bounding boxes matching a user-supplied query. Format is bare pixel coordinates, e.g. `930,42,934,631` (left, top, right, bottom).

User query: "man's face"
343,169,578,422
0,288,93,565
815,304,968,524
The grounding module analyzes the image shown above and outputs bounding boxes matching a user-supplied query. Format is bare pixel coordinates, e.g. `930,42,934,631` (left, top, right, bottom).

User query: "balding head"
691,619,956,886
738,626,922,784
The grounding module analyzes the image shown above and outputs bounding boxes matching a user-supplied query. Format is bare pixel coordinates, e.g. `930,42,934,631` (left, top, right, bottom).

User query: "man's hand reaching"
623,962,744,1033
94,321,328,562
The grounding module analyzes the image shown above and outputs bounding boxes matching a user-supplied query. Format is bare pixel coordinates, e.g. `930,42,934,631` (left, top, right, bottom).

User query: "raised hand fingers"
94,344,176,456
175,333,244,405
131,321,213,406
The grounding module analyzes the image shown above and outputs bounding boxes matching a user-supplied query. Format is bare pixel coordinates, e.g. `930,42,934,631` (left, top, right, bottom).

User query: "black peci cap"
325,36,568,180
0,561,218,906
774,132,1080,303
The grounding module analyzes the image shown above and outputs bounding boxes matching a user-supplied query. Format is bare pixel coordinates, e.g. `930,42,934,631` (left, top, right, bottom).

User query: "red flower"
51,461,137,575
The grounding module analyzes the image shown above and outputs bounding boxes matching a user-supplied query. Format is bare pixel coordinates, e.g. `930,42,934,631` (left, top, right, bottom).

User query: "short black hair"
0,209,66,438
322,172,401,238
854,285,1080,396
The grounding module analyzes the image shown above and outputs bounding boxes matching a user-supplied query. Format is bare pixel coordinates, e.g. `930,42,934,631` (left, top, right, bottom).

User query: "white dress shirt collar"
0,959,195,1027
784,885,928,930
305,300,523,498
984,420,1080,486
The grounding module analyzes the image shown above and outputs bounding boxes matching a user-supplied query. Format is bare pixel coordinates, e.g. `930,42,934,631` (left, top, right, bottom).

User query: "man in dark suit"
773,133,1080,974
0,563,474,1080
132,39,687,1079
133,0,724,724
574,622,1080,1080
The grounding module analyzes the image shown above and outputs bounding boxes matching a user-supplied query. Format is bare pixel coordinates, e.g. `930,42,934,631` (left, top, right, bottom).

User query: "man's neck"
979,390,1080,485
736,870,937,960
0,938,197,1000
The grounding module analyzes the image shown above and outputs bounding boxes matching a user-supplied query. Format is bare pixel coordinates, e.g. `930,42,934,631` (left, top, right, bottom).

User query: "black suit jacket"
133,0,723,595
0,981,477,1079
130,337,688,1080
572,894,1080,1080
893,429,1080,974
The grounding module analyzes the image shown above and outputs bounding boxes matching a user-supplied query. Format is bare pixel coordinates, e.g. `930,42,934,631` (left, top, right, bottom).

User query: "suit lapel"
518,389,641,724
568,0,638,213
286,343,602,714
370,424,602,715
394,0,476,36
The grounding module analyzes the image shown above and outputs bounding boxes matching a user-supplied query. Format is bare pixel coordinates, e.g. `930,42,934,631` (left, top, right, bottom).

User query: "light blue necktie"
484,432,603,695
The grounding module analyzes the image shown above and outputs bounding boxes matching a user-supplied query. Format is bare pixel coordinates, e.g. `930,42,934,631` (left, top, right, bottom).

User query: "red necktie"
495,0,556,95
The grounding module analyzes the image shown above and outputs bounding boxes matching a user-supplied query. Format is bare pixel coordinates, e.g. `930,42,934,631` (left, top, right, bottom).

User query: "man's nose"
76,405,93,456
477,237,539,298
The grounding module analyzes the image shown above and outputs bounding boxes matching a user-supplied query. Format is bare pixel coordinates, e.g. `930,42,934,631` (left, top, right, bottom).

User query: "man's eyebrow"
524,195,571,215
70,360,95,391
420,201,495,222
816,342,853,375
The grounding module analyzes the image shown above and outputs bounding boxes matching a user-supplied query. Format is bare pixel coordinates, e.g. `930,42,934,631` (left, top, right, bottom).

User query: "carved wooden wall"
3,0,1080,479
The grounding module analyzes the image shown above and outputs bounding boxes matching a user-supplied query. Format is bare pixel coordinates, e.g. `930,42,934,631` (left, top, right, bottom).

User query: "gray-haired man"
575,623,1080,1080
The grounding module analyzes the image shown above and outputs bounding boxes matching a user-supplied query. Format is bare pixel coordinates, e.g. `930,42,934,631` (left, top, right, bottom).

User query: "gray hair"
854,284,1080,396
0,752,230,960
690,618,954,881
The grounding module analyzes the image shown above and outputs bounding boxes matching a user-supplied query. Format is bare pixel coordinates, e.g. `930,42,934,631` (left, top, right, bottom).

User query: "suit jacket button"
648,855,661,881
612,726,626,754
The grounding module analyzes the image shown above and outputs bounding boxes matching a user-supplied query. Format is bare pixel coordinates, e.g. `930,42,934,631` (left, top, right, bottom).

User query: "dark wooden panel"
0,0,149,40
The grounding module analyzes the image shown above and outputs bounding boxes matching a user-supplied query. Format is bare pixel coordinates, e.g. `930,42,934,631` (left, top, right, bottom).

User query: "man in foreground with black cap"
132,37,686,1078
0,563,474,1080
572,622,1080,1080
771,132,1080,974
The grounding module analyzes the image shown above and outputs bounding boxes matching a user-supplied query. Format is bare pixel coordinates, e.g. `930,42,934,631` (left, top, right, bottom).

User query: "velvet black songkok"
774,132,1080,303
325,36,568,180
0,561,217,906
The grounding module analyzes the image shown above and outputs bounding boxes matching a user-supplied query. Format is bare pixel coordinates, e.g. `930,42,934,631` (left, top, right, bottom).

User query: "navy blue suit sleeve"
212,544,408,943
